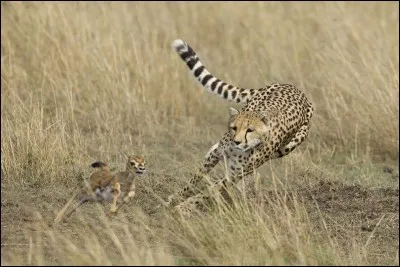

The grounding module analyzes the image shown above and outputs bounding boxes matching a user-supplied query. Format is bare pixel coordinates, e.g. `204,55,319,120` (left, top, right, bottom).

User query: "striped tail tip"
171,39,188,53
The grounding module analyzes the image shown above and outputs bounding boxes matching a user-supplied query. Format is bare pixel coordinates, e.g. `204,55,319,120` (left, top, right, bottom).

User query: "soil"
1,175,399,265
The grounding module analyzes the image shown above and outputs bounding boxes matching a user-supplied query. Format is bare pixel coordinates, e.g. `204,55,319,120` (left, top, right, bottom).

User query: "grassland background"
1,1,399,266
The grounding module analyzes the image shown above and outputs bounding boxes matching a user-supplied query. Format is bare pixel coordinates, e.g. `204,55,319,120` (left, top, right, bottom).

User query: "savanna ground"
1,1,399,265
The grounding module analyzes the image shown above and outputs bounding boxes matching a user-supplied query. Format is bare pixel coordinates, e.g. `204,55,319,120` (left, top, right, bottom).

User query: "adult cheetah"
167,39,314,217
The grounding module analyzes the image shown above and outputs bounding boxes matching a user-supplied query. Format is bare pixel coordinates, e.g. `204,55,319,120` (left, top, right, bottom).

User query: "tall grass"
1,170,374,266
1,1,398,265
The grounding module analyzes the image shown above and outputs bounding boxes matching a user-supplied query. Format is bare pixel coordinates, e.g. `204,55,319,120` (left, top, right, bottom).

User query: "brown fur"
54,154,146,223
112,155,146,213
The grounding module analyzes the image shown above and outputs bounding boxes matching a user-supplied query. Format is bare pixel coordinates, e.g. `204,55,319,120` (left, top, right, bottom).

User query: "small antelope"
54,153,146,223
111,153,146,214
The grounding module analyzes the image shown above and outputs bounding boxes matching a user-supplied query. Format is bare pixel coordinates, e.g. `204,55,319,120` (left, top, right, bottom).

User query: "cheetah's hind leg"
271,124,310,159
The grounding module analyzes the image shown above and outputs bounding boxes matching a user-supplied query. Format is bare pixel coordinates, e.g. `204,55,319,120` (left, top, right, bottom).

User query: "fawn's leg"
110,182,121,213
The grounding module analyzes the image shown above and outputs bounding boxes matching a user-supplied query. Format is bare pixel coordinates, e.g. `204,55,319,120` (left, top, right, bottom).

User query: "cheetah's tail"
172,39,255,104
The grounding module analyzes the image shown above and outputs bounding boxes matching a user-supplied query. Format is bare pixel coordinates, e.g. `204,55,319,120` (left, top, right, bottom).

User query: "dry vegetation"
1,1,399,266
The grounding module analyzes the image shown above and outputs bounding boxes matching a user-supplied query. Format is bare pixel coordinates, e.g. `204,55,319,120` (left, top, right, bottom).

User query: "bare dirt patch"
281,180,398,265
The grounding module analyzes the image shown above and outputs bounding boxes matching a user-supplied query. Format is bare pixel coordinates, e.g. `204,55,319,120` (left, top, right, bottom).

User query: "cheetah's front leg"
166,141,223,207
174,173,245,217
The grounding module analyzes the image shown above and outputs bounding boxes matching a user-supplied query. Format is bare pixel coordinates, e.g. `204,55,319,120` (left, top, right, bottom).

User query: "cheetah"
54,153,146,223
165,39,314,217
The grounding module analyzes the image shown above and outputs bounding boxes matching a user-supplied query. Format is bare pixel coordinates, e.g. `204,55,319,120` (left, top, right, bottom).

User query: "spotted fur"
168,39,314,217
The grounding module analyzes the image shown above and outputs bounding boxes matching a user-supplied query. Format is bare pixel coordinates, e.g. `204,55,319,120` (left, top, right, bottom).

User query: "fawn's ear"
120,151,128,160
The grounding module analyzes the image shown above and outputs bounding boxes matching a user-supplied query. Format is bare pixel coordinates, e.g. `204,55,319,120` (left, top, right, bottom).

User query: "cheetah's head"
228,107,274,151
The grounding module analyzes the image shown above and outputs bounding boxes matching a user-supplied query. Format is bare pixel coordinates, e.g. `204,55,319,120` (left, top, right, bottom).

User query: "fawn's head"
123,153,146,174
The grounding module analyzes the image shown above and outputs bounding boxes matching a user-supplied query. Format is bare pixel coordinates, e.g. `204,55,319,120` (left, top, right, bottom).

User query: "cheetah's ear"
229,107,239,117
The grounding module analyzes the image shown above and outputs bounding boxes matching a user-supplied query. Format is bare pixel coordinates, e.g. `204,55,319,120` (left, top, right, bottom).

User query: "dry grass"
1,1,399,266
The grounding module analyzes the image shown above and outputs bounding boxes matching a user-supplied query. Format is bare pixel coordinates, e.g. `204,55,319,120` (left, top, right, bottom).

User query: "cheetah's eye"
231,126,237,131
247,128,254,133
130,161,136,166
